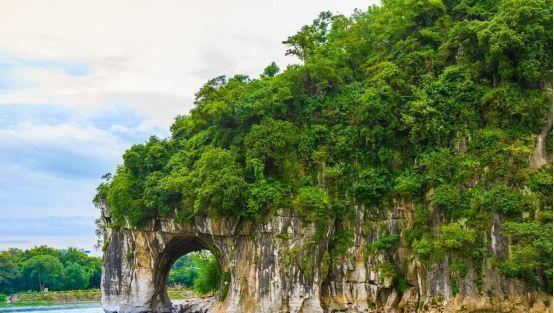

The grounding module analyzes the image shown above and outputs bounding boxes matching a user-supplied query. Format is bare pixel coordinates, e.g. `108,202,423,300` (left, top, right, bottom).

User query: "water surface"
0,304,102,313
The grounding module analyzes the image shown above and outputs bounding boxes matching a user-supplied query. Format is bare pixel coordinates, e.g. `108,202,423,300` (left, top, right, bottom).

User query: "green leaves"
262,62,280,78
246,179,285,219
478,0,552,86
63,264,89,291
4,248,100,293
352,168,391,205
123,136,171,176
20,255,64,291
168,251,222,294
244,118,299,181
185,148,248,217
0,252,17,293
431,184,466,217
191,252,222,295
368,233,400,251
292,186,331,223
436,222,476,250
393,169,423,199
482,184,535,215
529,164,553,212
404,66,480,146
106,167,145,227
283,11,334,61
480,85,550,133
500,221,552,289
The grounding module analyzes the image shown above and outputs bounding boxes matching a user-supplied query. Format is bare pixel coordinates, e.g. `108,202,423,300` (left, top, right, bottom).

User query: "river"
0,304,103,313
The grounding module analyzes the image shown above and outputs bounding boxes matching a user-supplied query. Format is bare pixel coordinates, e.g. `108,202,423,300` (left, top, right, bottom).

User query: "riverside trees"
0,247,101,294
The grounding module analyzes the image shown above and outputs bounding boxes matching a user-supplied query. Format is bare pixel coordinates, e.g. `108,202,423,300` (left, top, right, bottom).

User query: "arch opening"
167,250,221,302
153,236,229,310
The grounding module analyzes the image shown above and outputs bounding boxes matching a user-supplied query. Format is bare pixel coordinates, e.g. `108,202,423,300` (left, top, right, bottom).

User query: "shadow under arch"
151,235,229,310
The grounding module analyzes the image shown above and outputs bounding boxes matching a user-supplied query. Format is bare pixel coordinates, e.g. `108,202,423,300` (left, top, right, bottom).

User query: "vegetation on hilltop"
95,0,553,292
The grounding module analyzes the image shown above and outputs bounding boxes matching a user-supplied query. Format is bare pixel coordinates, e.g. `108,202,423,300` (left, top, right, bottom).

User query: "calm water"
0,304,102,313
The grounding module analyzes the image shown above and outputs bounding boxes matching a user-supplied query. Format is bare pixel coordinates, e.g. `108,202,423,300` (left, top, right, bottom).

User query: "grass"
1,287,197,307
0,301,57,307
1,290,100,307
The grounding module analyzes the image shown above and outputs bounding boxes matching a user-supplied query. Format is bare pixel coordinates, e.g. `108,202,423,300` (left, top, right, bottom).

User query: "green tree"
87,260,102,289
167,254,199,288
20,255,64,291
192,252,221,295
182,148,248,218
63,264,89,290
500,221,552,290
0,252,17,293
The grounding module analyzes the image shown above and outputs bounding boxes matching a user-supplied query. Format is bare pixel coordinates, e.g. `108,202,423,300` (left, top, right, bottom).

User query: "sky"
0,0,377,253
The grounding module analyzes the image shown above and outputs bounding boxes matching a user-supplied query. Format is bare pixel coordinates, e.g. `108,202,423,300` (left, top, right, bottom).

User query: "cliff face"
100,202,551,313
101,213,329,313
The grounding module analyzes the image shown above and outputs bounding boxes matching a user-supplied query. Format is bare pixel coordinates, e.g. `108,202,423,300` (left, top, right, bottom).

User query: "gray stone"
100,202,551,313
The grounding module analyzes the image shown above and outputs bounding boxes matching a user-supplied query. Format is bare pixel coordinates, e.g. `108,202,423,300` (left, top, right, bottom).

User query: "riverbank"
2,290,99,307
1,287,196,307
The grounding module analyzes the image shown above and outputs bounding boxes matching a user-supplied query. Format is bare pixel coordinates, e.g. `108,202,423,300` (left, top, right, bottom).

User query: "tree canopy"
167,251,222,295
0,246,101,294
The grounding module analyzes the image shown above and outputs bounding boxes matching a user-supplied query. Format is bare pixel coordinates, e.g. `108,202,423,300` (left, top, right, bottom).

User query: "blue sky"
0,0,375,253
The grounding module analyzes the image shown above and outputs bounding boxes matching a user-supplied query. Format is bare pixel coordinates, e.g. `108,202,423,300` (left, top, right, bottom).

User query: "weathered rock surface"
173,297,217,313
100,203,551,313
101,211,330,313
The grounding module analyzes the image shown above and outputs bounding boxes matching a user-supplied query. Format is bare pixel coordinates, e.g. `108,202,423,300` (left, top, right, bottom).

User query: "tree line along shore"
0,246,220,306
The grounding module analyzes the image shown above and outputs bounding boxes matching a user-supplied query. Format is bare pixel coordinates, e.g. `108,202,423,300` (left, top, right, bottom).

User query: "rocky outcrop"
100,198,551,313
101,212,330,313
173,297,217,313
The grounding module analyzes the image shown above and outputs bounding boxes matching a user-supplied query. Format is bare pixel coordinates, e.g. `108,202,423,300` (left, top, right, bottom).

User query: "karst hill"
96,1,553,312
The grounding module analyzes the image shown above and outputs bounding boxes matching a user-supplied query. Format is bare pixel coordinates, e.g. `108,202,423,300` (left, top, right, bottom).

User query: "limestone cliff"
100,201,551,313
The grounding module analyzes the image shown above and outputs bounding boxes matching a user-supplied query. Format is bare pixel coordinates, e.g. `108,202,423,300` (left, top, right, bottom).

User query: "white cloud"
0,0,379,250
1,122,113,142
0,122,124,164
110,124,129,132
0,0,377,131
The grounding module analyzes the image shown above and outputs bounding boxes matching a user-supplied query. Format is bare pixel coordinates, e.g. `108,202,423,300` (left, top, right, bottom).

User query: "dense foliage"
167,251,222,295
0,246,101,294
96,0,553,292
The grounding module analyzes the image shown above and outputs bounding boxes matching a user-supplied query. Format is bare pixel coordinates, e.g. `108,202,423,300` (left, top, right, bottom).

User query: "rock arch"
101,218,229,313
152,235,227,311
101,213,328,313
